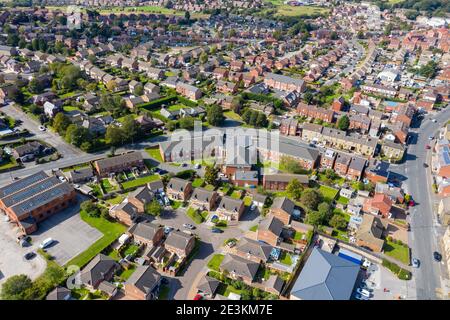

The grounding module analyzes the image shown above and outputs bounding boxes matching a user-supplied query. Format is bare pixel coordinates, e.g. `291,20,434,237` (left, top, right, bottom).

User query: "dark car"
433,252,442,262
211,228,223,234
423,163,428,168
24,252,36,260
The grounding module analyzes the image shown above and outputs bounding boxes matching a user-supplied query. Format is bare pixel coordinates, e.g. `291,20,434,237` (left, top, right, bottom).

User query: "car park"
24,252,36,260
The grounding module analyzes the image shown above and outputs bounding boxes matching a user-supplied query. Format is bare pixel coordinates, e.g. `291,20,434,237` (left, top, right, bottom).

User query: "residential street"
390,107,450,300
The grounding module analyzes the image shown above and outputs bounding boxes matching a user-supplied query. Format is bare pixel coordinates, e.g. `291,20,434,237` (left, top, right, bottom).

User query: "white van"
39,238,54,249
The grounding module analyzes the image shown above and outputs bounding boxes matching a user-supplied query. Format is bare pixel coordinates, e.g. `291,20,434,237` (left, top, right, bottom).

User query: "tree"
9,87,24,104
121,115,140,141
317,202,332,223
105,125,125,146
199,51,208,64
255,112,268,128
357,30,365,39
52,112,70,135
65,125,91,147
329,214,348,230
145,199,162,216
286,179,304,201
184,11,190,22
207,104,224,126
300,189,323,211
337,115,350,131
0,275,33,300
280,156,307,174
134,83,144,96
303,92,314,104
29,78,44,94
204,165,220,186
179,116,195,130
305,210,328,226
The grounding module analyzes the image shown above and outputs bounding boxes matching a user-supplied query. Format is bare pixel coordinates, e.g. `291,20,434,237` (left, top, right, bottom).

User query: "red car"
409,200,415,207
425,145,431,150
193,294,203,300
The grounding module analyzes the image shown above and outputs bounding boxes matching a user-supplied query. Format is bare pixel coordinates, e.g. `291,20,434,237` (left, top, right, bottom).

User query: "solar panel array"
442,146,450,166
11,183,73,218
0,171,49,198
2,176,61,208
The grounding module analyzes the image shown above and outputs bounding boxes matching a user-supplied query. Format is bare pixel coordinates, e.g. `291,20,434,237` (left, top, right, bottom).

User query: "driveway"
0,216,46,285
30,194,102,266
150,207,247,299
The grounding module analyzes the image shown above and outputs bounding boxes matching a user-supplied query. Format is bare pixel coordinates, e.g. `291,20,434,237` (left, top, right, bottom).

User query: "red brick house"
166,177,193,201
128,222,164,247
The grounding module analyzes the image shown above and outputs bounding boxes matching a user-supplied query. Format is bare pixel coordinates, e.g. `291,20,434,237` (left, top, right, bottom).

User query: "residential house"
166,177,193,201
164,230,196,259
124,265,161,300
220,254,260,285
94,152,144,177
269,197,295,225
79,254,119,292
216,196,245,223
233,237,273,264
363,194,393,218
190,187,219,211
257,216,284,246
355,214,387,252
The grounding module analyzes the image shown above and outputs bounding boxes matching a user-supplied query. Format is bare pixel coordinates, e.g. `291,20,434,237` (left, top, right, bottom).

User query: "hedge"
139,95,178,110
382,258,411,281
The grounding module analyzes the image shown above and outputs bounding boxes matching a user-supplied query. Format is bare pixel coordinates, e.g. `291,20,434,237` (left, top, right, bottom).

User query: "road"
390,107,450,300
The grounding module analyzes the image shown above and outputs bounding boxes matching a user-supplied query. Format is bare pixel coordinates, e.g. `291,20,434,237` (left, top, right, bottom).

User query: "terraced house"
94,152,144,177
0,171,76,234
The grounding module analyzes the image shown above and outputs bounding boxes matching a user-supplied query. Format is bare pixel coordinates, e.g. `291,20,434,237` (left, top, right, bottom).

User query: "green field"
121,174,161,190
65,210,126,268
318,185,339,202
274,5,330,17
145,147,163,163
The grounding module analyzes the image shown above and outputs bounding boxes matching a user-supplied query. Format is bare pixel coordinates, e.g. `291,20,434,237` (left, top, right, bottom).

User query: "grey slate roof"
191,187,216,203
264,173,309,184
221,254,260,281
218,196,244,212
259,216,284,237
290,248,359,300
165,230,193,251
265,275,284,294
235,237,273,262
95,151,143,171
197,275,220,296
80,254,118,286
129,222,161,241
46,287,71,300
167,177,191,192
126,265,161,295
271,197,295,214
129,186,154,204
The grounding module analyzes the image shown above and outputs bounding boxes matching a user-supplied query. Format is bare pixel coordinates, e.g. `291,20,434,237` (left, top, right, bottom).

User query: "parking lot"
0,216,46,285
30,194,102,266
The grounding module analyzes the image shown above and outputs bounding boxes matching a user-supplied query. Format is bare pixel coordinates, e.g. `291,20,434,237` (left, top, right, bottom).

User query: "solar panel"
2,177,61,207
0,171,49,198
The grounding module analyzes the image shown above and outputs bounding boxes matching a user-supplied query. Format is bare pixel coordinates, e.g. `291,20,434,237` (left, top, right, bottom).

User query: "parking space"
30,195,103,266
0,216,46,285
357,263,417,300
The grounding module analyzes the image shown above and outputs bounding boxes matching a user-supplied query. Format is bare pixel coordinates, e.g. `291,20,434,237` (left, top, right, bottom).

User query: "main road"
390,107,450,300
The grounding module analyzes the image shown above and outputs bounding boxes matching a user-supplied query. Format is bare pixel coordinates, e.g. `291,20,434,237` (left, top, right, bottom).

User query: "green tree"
207,104,224,126
305,210,328,226
300,189,323,211
145,199,162,216
179,116,195,130
255,112,268,128
0,274,33,300
337,115,350,131
134,84,144,96
121,115,140,141
105,125,125,146
286,179,304,201
52,112,70,135
204,165,220,186
65,125,91,147
317,202,332,223
199,51,208,64
329,214,348,230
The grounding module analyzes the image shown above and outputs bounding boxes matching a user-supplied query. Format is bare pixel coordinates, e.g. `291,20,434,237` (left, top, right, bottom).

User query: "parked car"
24,252,36,260
356,288,371,298
193,294,203,300
412,258,420,268
433,251,442,262
425,145,431,150
194,163,201,169
423,163,428,168
183,223,196,230
362,259,372,269
211,228,223,234
38,125,46,131
355,293,369,300
164,226,174,235
39,238,54,249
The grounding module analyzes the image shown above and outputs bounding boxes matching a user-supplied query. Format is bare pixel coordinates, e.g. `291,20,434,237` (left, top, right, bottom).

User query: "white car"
38,125,46,131
362,259,372,268
39,238,54,249
355,293,369,300
432,119,437,123
356,288,371,298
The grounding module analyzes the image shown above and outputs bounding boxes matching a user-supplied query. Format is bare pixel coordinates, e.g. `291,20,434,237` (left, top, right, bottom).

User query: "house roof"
95,152,143,171
128,186,153,205
128,222,161,241
290,248,359,300
235,237,273,262
126,265,161,295
221,254,260,281
271,197,295,214
165,230,193,251
264,173,309,184
46,286,71,300
355,214,386,249
259,216,284,237
265,275,284,294
191,187,216,203
80,254,118,286
167,177,191,192
197,275,220,296
218,196,244,212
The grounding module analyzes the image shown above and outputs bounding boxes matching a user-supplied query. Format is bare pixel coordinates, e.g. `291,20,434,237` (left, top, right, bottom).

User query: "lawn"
293,231,305,241
117,265,137,281
204,184,216,191
158,284,170,300
61,163,91,172
224,110,243,122
243,196,253,207
100,178,116,193
383,240,410,265
63,105,81,112
230,190,242,200
106,195,124,205
318,185,339,202
275,5,330,17
0,157,20,171
186,207,205,224
123,244,140,256
64,210,127,268
192,178,205,188
207,254,225,271
145,147,163,163
249,225,258,232
279,252,293,266
121,174,161,190
336,196,349,205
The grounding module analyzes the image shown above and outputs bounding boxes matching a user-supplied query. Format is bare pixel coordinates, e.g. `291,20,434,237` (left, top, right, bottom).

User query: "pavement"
0,214,47,285
389,107,450,300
